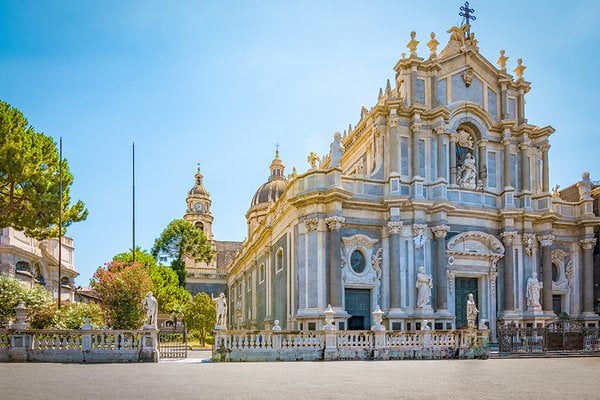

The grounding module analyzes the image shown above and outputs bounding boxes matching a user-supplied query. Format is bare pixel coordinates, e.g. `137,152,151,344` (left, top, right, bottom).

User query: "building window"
276,248,284,272
61,276,72,289
247,274,252,291
350,250,366,273
195,222,204,231
400,137,409,176
259,264,265,283
487,151,497,188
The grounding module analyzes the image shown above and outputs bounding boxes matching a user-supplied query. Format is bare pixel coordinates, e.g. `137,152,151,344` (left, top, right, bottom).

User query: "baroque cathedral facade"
219,22,599,340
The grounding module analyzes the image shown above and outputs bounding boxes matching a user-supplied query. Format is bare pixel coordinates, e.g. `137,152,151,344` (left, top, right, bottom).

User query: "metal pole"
132,142,136,263
58,137,63,309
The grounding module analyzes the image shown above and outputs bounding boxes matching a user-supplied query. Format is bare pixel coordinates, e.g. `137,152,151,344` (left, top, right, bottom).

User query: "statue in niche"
526,272,543,311
415,266,433,308
329,132,344,168
466,293,479,329
212,292,228,328
458,152,477,189
143,291,159,329
462,66,474,87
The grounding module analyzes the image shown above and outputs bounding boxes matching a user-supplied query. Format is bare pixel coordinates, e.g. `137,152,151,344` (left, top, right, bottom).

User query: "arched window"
276,248,284,272
61,276,72,289
259,264,265,283
195,222,204,231
15,261,32,277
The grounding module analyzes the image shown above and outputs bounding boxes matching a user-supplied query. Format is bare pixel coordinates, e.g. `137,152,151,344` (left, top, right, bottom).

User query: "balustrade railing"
0,328,158,363
213,328,490,362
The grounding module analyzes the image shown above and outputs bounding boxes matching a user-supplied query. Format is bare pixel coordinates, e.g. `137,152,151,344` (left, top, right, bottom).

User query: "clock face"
194,202,204,212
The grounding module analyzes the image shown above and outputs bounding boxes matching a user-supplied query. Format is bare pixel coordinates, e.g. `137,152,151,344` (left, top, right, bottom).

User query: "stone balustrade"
0,328,158,363
213,328,489,362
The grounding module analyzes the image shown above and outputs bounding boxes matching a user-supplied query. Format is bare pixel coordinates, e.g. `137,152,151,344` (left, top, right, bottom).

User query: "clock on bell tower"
184,165,214,241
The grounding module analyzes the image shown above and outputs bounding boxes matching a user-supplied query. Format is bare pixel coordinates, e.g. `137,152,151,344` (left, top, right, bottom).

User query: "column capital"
540,143,551,153
387,221,403,235
501,231,517,245
518,142,529,151
325,216,344,231
501,137,512,146
388,116,399,128
579,237,597,250
538,234,555,247
431,225,450,239
304,218,320,232
478,139,488,148
412,223,427,237
449,134,457,143
522,233,537,257
433,125,446,135
410,122,422,134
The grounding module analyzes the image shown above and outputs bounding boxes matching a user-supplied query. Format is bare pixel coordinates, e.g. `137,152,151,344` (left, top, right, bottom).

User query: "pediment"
447,231,504,258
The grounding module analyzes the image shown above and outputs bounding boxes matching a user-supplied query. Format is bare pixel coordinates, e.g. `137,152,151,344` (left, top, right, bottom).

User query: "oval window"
350,250,365,273
552,264,560,282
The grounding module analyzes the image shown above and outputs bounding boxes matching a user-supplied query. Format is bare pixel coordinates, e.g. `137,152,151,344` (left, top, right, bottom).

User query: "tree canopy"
185,292,216,347
113,248,191,314
91,260,153,329
0,100,88,239
151,219,212,287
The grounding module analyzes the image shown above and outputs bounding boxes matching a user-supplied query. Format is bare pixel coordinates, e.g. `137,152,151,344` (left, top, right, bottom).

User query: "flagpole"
132,142,136,263
58,137,63,309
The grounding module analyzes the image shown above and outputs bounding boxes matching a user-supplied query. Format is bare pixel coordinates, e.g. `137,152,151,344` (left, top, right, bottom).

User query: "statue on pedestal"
143,291,158,329
415,266,433,308
526,272,543,311
466,293,478,329
212,292,228,329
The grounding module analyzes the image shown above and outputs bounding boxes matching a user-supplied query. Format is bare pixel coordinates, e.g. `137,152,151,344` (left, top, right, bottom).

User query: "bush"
53,302,105,329
0,274,54,328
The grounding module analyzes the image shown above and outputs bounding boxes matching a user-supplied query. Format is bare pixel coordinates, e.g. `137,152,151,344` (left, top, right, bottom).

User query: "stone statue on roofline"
329,132,344,168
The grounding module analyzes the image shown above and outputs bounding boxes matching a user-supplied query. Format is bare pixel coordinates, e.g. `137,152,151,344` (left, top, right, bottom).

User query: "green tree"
90,260,153,329
151,219,212,287
0,274,54,328
114,248,191,314
0,100,88,239
184,293,216,347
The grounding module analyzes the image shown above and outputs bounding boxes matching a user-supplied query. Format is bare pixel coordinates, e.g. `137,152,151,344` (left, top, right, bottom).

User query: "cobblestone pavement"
2,357,599,400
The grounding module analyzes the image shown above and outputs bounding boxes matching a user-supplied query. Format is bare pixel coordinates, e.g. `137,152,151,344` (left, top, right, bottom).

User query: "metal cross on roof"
197,162,201,172
459,2,476,34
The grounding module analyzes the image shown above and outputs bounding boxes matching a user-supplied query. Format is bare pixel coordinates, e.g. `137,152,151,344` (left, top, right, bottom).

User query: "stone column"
478,140,487,187
541,143,550,193
519,139,530,192
580,238,597,314
326,216,345,308
539,235,554,313
388,221,403,309
411,123,421,178
449,134,457,185
434,126,446,180
502,136,512,188
501,232,517,312
431,225,450,311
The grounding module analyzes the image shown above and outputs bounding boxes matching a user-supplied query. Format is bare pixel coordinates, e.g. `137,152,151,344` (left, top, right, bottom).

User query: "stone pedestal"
141,328,159,362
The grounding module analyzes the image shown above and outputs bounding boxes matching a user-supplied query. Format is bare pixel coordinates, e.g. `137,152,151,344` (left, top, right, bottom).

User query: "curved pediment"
447,231,504,257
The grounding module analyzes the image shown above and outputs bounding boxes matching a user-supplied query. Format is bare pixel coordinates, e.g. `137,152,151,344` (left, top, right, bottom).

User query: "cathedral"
214,20,600,341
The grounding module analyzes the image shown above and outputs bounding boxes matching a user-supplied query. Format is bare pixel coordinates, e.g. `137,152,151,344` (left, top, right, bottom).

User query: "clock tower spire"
184,164,214,240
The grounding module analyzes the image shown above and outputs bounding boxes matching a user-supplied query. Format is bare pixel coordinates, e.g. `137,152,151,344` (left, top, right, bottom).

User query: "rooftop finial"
196,162,201,173
459,2,476,35
275,142,280,159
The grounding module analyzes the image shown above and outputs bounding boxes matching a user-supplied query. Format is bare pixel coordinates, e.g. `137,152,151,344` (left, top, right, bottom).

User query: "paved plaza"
1,357,599,400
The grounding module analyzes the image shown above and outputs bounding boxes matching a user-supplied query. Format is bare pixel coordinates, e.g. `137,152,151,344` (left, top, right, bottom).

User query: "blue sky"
1,1,599,285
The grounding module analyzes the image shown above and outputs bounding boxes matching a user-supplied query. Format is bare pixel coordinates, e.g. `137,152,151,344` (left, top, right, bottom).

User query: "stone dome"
250,150,287,208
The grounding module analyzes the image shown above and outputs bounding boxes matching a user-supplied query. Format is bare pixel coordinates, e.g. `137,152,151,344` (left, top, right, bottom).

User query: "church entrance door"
345,288,371,330
455,277,478,329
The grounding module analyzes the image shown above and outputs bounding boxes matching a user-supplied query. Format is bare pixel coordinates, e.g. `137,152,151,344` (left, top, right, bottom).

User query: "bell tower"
184,165,214,241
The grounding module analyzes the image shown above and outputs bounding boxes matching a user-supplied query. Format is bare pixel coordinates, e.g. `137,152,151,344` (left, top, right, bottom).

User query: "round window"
350,250,365,273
